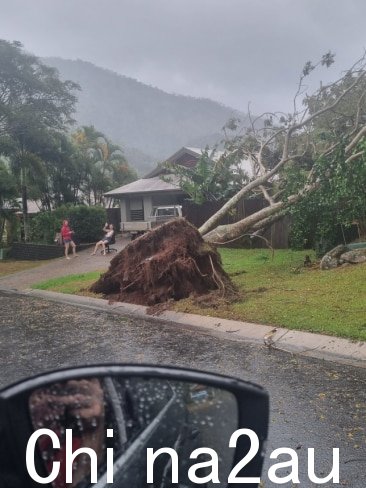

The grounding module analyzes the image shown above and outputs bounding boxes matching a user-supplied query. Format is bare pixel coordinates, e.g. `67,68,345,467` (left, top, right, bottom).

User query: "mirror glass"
28,376,238,487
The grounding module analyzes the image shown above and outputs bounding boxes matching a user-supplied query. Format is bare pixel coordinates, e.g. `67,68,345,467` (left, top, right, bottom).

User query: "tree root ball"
90,219,237,306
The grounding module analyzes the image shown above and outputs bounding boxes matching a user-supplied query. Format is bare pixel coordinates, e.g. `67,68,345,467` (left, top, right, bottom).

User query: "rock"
339,249,366,264
326,244,348,259
320,243,366,269
320,255,339,270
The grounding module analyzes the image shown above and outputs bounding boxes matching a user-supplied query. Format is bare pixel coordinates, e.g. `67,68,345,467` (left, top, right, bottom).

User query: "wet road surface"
0,290,365,486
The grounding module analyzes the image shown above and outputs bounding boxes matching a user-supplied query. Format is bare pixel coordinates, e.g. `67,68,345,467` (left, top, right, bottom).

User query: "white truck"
121,205,182,238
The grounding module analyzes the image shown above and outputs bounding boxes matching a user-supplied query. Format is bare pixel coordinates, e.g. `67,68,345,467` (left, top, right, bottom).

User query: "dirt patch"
250,287,269,293
90,219,237,306
229,270,247,277
0,260,47,277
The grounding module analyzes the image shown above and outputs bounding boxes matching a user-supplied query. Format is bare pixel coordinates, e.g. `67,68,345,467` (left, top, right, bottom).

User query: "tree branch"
259,185,275,205
345,125,366,154
345,150,364,164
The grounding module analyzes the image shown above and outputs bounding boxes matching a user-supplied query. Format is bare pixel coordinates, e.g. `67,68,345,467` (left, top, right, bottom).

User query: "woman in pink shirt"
60,220,77,259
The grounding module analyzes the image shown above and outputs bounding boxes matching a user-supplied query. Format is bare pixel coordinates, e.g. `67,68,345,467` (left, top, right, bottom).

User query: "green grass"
32,271,102,295
176,248,366,341
31,249,366,341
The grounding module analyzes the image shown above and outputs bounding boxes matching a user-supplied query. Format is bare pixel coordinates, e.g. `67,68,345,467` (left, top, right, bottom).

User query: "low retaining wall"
0,248,11,260
9,242,93,260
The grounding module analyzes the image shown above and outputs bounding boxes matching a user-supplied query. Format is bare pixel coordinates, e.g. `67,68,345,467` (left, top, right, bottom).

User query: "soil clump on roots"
90,219,237,306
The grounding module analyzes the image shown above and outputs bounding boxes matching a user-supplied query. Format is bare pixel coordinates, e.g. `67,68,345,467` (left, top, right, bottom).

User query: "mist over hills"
44,57,245,174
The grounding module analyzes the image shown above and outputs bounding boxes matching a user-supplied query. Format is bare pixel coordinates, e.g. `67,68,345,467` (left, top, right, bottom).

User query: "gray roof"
144,146,224,178
184,147,224,160
104,175,182,197
105,145,254,198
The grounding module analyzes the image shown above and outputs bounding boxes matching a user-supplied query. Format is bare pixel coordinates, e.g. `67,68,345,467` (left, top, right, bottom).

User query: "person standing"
60,220,77,260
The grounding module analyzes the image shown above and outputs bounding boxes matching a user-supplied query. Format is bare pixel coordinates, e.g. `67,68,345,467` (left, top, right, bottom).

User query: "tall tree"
0,159,17,243
0,40,79,239
72,126,137,205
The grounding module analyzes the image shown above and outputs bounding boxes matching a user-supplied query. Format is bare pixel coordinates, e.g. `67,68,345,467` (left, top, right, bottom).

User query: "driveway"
0,234,130,290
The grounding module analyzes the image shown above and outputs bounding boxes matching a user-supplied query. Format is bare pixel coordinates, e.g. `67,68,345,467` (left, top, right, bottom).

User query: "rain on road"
0,290,365,486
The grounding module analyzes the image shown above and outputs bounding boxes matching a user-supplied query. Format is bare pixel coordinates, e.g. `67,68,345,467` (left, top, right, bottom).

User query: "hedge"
30,205,107,244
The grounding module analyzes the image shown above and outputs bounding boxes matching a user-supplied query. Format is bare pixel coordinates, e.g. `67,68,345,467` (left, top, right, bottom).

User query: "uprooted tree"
198,51,366,244
90,218,236,305
92,52,366,304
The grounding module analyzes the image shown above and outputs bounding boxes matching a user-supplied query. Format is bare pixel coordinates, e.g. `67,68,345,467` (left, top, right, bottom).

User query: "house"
2,199,41,215
104,146,290,247
104,147,222,225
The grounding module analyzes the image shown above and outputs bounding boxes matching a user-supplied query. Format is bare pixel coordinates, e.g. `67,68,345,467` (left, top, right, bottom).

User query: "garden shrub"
29,212,60,244
288,145,366,255
30,205,107,244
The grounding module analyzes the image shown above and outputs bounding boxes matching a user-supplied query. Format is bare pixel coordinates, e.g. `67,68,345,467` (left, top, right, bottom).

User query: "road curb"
2,286,366,368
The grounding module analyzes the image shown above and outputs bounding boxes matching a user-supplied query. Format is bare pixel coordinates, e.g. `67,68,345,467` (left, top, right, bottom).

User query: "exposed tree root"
90,219,237,306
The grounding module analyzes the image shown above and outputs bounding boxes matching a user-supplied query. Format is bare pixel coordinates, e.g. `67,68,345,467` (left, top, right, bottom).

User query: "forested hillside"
44,57,244,173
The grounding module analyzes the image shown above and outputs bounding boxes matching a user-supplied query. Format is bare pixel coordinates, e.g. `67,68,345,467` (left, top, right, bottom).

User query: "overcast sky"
1,0,365,112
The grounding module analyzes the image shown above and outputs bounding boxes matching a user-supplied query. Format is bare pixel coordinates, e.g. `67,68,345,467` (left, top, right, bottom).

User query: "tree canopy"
0,40,78,138
196,52,366,248
0,40,80,238
0,41,136,242
163,148,249,204
72,126,137,205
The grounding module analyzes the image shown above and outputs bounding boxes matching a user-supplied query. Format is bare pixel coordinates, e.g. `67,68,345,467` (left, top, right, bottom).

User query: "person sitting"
91,223,115,256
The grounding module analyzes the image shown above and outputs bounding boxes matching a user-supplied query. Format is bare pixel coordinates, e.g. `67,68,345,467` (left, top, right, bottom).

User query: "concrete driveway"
0,234,130,290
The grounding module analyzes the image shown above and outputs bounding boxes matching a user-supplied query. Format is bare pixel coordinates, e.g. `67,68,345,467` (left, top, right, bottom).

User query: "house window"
129,198,144,221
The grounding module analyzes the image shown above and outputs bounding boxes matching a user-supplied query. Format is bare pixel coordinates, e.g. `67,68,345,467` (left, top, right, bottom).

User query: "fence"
9,242,93,260
182,198,290,249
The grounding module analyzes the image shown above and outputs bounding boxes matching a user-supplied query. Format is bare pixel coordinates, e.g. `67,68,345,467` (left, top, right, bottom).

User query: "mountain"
44,57,245,174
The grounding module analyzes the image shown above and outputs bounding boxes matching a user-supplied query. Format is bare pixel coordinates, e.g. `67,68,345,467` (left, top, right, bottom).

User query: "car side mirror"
0,364,269,487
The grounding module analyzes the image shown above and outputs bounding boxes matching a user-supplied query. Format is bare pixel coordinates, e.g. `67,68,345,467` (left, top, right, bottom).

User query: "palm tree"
73,126,136,205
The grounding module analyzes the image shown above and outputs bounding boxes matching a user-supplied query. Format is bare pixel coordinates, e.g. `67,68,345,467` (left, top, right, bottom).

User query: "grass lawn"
32,271,102,296
31,249,366,341
0,260,48,277
176,249,366,341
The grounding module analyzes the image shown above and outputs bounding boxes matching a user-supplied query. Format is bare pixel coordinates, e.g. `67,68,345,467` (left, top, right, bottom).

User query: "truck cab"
149,205,182,221
121,205,182,238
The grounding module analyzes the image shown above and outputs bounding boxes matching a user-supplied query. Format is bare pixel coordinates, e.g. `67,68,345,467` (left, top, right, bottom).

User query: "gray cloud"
1,0,365,112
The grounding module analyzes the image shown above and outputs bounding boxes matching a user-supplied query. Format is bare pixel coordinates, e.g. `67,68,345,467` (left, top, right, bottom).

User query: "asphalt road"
0,290,365,487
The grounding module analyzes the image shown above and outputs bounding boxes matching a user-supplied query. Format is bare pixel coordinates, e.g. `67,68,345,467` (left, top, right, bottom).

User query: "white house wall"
119,198,127,224
143,195,153,219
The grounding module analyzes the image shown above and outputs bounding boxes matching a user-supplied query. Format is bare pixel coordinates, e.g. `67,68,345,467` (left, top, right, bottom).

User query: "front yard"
178,249,366,341
0,260,47,277
32,249,366,341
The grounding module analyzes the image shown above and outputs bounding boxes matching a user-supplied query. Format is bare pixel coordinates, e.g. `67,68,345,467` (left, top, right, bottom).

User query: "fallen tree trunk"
201,190,306,244
202,200,286,243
